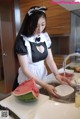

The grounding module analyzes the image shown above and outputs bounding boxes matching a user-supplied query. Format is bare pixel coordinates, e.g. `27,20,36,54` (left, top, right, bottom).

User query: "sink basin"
34,100,80,119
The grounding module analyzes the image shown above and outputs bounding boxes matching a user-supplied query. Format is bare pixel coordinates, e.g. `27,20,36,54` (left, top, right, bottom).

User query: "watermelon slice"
12,79,39,101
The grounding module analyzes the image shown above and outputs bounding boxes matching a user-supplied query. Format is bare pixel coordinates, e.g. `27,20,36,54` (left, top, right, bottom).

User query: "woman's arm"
45,49,59,76
46,49,71,85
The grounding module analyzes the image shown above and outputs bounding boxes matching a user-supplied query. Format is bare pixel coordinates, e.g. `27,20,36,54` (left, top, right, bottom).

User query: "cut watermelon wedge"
12,79,39,101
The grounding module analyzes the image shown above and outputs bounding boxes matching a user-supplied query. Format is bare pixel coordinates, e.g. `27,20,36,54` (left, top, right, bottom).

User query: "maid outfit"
15,32,52,84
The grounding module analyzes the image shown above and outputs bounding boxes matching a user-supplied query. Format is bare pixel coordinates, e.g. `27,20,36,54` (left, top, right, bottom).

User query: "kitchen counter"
0,94,49,119
0,69,80,119
0,93,80,119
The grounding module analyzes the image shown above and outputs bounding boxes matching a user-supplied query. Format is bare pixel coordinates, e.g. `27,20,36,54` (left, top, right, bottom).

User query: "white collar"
21,33,46,43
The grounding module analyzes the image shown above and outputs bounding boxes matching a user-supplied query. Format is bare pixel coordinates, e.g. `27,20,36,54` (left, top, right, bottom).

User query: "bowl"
59,69,74,80
55,84,74,99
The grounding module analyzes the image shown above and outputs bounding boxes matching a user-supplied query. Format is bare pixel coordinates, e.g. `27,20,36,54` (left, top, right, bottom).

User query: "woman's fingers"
48,85,60,98
45,84,61,98
51,91,60,98
57,75,71,85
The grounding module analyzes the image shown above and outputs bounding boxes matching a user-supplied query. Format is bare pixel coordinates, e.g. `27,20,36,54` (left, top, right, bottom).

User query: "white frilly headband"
28,6,47,16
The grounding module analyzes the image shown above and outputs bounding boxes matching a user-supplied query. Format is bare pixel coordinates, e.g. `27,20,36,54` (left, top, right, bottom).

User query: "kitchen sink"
40,70,80,103
40,77,76,103
40,82,75,103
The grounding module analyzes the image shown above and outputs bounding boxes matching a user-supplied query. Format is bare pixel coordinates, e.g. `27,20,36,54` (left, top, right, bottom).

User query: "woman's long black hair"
16,6,47,40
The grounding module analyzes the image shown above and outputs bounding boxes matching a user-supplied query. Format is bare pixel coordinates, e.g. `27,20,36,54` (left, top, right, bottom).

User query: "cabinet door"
46,12,71,35
20,0,43,22
43,0,71,35
0,0,17,93
0,38,4,92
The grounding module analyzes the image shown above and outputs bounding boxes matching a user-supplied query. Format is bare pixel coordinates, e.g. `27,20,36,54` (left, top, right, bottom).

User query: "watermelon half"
12,79,39,101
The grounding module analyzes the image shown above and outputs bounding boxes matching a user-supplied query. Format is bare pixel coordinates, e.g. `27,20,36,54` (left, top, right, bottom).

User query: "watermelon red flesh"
13,79,39,98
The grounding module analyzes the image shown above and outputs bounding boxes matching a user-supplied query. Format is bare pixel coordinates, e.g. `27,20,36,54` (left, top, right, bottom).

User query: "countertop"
0,69,80,119
0,94,49,119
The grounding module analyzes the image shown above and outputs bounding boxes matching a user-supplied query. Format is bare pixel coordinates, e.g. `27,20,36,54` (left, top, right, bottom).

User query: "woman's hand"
55,74,71,85
44,84,60,98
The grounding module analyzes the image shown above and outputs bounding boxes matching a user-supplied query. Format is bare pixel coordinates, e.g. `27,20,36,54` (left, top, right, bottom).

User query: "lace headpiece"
28,6,47,16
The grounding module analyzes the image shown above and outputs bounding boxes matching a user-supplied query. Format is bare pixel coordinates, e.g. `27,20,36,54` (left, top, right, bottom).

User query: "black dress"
15,32,52,84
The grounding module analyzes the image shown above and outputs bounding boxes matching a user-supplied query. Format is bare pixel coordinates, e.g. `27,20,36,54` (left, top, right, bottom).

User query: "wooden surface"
0,0,18,93
44,55,65,74
20,0,71,35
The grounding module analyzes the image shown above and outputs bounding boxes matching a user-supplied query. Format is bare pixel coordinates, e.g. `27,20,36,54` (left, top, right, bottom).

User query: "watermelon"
12,79,39,101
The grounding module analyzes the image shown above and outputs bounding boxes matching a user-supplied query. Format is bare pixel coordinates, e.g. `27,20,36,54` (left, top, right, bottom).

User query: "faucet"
63,52,80,74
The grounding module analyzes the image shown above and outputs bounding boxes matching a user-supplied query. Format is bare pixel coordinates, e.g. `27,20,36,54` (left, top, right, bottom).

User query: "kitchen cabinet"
53,55,65,69
0,0,17,93
20,0,43,22
45,55,65,75
44,55,65,74
47,12,71,35
20,0,71,35
43,0,71,35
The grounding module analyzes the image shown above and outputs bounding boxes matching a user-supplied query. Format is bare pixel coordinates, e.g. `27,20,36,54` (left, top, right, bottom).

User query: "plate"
55,85,74,97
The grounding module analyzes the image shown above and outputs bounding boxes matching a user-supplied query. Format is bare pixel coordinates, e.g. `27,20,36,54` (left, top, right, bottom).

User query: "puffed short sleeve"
44,32,52,48
15,35,28,55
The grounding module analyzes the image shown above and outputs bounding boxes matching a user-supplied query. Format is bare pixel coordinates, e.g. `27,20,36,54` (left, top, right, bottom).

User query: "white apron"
17,32,51,84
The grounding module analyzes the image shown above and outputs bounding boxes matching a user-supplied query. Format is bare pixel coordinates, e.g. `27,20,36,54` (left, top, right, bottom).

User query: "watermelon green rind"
16,92,38,101
13,91,38,99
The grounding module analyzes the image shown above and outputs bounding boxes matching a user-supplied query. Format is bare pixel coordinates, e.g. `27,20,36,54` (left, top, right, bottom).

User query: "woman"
14,6,70,97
